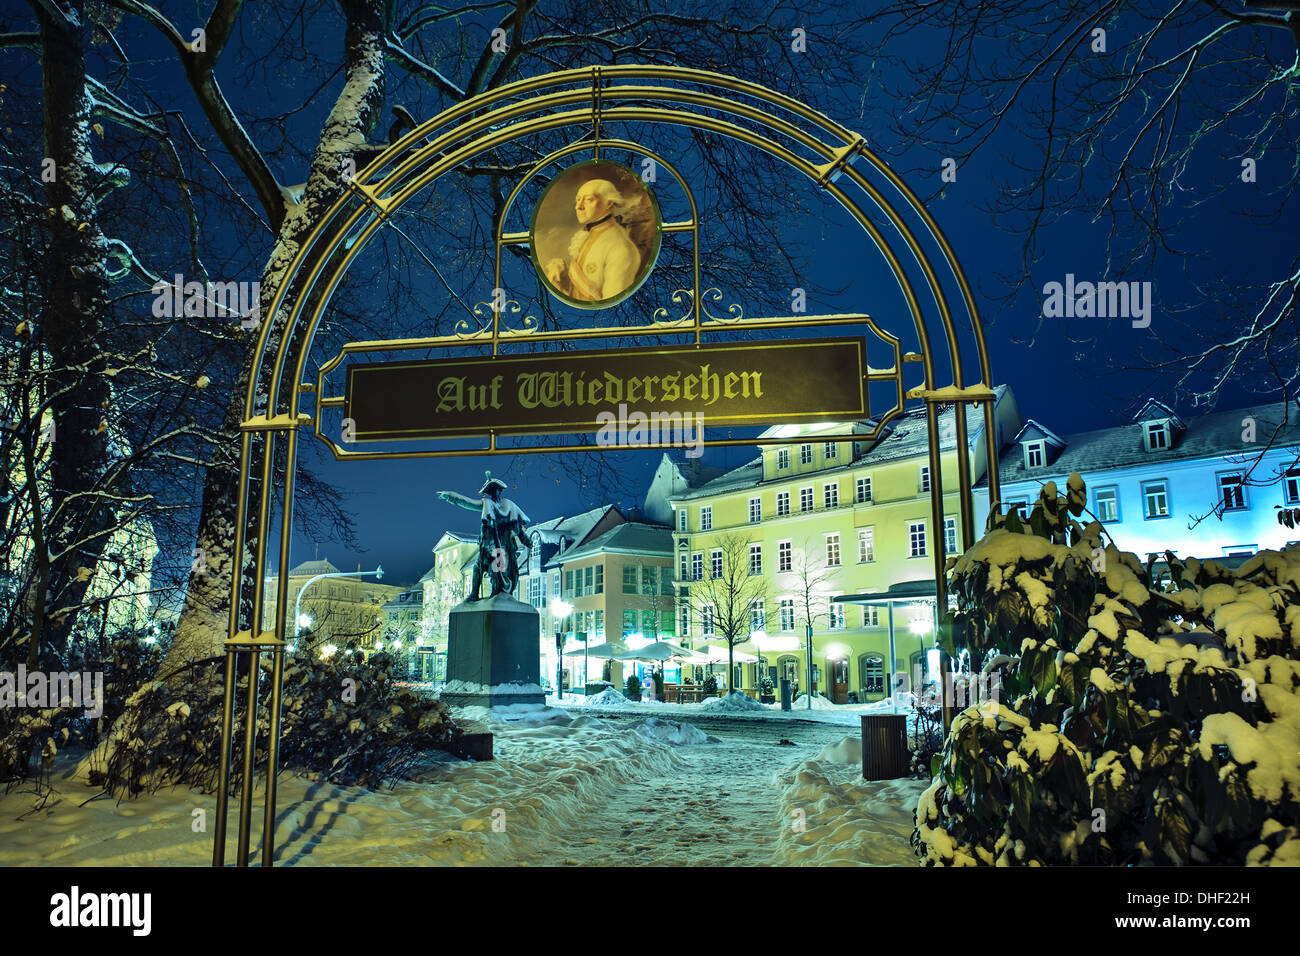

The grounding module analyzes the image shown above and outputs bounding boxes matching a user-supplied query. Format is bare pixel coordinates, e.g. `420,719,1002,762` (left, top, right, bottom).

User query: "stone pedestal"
439,593,545,709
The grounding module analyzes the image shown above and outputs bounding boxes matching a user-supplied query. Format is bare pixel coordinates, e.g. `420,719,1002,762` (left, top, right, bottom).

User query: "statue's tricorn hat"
479,473,507,495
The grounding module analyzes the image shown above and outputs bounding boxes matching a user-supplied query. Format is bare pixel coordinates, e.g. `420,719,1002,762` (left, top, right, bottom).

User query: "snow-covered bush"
913,476,1300,866
92,651,456,797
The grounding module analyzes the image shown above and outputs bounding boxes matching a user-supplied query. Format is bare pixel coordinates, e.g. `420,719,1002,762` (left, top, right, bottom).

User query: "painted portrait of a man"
530,161,660,308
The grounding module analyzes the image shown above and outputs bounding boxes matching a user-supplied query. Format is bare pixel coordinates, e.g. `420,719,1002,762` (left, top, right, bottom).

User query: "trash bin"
779,678,792,712
861,714,909,780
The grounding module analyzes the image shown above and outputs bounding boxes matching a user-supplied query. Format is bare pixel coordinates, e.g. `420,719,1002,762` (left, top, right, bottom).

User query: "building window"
824,442,837,459
565,570,574,598
749,497,762,523
1095,486,1120,523
679,553,688,582
800,444,813,465
595,609,605,636
778,540,792,572
678,509,688,532
552,572,560,598
1025,441,1045,468
944,516,958,555
700,506,712,531
863,605,881,627
1006,497,1030,519
858,528,875,563
662,610,674,636
776,491,791,516
799,486,814,511
529,577,540,606
642,566,658,593
701,603,716,635
908,521,927,557
749,543,762,576
623,565,638,593
860,654,885,695
594,565,604,594
583,566,594,597
823,483,839,508
777,448,790,470
1142,479,1170,519
661,571,673,595
750,599,765,632
1285,468,1300,505
920,466,931,493
622,610,636,635
1218,472,1246,511
1223,544,1257,558
1146,422,1168,450
856,476,872,503
779,599,796,631
710,549,723,578
680,604,690,637
829,598,845,629
826,533,841,567
691,552,703,581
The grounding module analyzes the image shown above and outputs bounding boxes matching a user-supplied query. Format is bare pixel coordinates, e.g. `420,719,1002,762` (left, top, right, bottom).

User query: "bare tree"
681,532,767,693
787,535,840,698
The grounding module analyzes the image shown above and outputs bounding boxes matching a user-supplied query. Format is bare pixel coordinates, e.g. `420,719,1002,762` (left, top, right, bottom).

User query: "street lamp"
550,597,572,698
805,622,814,710
293,563,384,640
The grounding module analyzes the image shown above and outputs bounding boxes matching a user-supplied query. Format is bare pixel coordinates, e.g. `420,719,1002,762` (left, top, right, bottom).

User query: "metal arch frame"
213,65,1001,867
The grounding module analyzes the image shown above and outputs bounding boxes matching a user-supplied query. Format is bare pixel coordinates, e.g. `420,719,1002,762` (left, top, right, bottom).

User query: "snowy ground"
546,689,917,728
0,706,924,867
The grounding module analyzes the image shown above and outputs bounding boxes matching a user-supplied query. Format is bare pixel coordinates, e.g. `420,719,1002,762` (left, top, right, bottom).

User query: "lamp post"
805,622,814,710
550,597,572,698
293,564,385,647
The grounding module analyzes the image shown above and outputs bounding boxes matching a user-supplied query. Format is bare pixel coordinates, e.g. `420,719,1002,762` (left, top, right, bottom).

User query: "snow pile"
815,735,863,764
792,693,836,710
774,757,925,866
439,680,546,697
701,691,767,713
628,717,710,746
584,687,630,707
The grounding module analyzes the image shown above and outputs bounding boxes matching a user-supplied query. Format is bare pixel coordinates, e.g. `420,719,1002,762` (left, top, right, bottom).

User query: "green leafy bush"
625,673,641,701
913,476,1300,866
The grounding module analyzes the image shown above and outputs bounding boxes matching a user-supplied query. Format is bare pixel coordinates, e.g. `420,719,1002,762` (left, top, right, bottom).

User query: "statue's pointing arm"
437,490,481,513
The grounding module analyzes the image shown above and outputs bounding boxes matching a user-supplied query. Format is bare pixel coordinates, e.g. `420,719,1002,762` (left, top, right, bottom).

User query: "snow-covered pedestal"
439,593,545,709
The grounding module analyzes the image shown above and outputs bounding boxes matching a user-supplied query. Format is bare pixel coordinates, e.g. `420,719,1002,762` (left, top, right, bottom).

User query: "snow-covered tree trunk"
30,0,116,663
165,0,388,673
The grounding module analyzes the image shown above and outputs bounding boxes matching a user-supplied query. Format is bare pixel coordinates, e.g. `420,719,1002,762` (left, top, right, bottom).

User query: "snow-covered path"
511,714,853,866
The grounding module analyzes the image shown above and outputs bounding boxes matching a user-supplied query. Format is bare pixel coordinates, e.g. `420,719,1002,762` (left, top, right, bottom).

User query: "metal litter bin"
861,713,909,780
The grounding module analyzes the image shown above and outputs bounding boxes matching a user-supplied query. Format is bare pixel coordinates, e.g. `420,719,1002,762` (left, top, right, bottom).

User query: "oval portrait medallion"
529,160,662,309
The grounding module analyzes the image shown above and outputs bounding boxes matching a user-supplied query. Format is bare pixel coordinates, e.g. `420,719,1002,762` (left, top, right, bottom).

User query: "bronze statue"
437,472,531,601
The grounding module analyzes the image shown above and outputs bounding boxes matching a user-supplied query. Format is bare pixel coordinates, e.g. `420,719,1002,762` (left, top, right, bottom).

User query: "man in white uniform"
543,178,642,302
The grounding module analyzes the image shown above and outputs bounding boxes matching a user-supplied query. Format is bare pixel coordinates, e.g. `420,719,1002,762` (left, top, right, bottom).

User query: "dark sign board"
343,338,867,441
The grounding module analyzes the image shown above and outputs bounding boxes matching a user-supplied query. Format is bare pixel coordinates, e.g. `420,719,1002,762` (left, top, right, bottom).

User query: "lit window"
750,599,765,632
1095,486,1120,522
1218,473,1246,511
826,533,841,567
749,497,762,523
858,528,875,562
701,604,715,635
944,516,958,555
829,599,845,629
1142,479,1169,518
863,605,880,627
909,521,927,557
779,599,795,631
778,540,792,572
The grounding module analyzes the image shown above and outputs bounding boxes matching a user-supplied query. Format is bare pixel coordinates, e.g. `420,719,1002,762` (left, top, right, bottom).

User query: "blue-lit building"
977,398,1300,561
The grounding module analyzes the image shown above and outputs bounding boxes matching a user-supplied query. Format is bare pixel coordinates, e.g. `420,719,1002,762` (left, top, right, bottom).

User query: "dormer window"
1145,421,1168,450
1025,441,1045,468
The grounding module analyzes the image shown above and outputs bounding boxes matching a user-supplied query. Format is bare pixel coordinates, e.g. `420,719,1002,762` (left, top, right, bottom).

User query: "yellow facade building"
668,389,1021,702
263,558,403,653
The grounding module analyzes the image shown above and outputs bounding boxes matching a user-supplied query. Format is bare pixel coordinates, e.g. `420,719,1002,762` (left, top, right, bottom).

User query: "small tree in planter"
625,674,642,702
913,476,1300,865
759,676,776,704
702,674,718,698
